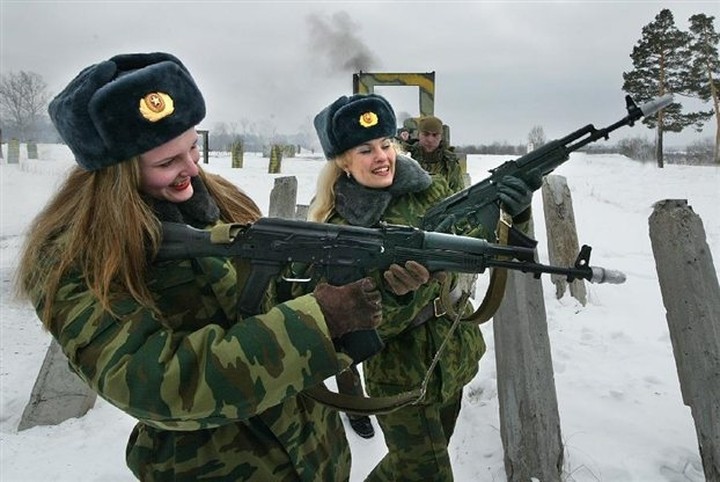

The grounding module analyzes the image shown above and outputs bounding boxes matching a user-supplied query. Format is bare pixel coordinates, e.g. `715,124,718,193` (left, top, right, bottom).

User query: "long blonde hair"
15,160,261,327
307,157,343,222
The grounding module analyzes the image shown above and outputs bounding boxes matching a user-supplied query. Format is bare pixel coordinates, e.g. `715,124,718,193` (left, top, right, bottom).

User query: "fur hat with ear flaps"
314,94,397,159
48,52,206,171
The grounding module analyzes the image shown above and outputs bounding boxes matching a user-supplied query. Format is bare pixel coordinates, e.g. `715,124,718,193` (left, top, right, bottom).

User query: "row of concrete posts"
1,139,39,163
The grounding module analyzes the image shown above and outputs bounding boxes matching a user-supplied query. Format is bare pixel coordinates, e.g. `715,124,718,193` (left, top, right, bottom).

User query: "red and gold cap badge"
359,111,379,128
139,92,175,122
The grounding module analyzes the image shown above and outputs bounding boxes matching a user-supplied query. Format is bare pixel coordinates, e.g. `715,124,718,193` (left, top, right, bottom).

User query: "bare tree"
528,125,546,149
0,71,49,142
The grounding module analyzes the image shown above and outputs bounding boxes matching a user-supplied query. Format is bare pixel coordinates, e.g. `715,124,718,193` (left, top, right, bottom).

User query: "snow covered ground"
1,144,718,481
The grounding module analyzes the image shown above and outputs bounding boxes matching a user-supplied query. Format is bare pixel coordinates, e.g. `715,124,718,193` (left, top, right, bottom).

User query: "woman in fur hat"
15,52,384,482
308,93,541,481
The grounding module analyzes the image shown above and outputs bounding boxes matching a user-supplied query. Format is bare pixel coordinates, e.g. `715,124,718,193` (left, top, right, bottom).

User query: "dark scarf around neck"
334,154,432,227
144,175,220,228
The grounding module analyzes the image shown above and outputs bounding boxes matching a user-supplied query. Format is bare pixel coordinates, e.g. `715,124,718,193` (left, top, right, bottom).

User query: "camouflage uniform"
325,156,486,481
408,142,465,194
32,231,353,481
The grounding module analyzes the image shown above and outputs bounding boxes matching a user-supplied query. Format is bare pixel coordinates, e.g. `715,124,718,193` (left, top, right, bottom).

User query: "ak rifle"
157,218,626,362
421,94,674,234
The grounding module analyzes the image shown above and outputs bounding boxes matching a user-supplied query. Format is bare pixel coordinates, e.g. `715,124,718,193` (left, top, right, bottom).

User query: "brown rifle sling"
442,209,512,325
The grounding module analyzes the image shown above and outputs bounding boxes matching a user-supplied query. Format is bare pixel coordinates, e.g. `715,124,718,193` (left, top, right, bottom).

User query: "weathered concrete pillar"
197,129,209,164
268,144,282,174
18,339,97,431
231,140,244,168
269,176,297,219
26,141,38,160
456,172,476,298
541,175,587,305
457,152,468,174
493,218,563,482
8,138,20,164
649,199,720,481
295,204,310,220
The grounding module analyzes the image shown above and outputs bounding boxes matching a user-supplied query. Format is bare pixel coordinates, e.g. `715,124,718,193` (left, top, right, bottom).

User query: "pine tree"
622,9,691,167
685,14,720,163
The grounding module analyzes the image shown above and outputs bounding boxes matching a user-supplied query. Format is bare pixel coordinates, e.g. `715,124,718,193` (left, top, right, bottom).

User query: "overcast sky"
2,0,717,147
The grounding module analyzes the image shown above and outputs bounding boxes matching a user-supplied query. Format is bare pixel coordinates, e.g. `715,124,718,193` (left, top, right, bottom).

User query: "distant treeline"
2,124,714,165
456,135,716,166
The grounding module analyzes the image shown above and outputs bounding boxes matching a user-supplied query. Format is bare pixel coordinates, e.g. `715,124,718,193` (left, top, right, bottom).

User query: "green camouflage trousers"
364,390,462,482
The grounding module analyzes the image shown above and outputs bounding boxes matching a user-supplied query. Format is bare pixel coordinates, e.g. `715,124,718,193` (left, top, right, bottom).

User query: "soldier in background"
407,115,464,193
395,126,411,144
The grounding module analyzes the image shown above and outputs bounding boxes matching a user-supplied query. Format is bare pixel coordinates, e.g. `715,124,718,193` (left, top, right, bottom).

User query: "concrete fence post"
295,204,310,221
493,218,564,482
18,339,97,431
456,172,476,298
541,175,587,305
8,138,20,164
26,141,38,160
649,199,720,481
269,176,297,219
231,140,244,169
196,129,209,164
268,145,282,174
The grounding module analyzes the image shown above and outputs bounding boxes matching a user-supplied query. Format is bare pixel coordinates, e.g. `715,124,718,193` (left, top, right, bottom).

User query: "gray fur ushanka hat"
48,52,206,171
314,93,397,159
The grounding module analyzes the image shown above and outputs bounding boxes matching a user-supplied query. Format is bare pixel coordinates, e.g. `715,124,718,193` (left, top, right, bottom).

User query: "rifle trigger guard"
281,275,313,283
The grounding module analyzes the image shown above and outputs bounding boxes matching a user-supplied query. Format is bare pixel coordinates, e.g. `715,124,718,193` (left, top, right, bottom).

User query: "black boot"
348,415,375,439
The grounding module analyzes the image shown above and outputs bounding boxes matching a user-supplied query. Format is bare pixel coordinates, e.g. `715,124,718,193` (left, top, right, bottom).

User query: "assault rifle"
421,94,674,234
157,218,625,362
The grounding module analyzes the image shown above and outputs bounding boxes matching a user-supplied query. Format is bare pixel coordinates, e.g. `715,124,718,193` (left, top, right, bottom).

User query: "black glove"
383,261,431,296
497,174,543,217
314,277,382,339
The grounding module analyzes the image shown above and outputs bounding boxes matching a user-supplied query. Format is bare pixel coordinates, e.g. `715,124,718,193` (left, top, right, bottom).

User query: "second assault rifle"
421,94,674,234
157,218,625,362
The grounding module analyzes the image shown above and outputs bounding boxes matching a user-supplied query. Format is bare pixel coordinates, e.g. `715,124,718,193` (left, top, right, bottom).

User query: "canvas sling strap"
303,291,472,416
438,208,513,325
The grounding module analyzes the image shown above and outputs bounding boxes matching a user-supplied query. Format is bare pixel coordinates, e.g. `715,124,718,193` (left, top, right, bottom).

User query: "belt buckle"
433,297,446,318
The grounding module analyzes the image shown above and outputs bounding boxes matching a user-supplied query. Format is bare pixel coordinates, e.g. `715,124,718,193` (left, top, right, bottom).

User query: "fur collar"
334,154,432,227
144,175,220,228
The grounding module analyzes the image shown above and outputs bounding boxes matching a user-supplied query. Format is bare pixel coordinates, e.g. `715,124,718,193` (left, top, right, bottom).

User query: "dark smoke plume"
306,11,381,74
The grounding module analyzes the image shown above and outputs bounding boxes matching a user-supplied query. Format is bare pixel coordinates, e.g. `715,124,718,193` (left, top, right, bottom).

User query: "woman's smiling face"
342,137,396,189
139,128,200,202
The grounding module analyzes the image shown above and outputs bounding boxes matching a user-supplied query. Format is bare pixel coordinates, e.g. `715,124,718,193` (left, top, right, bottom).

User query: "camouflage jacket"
407,142,465,193
326,156,486,404
34,234,353,481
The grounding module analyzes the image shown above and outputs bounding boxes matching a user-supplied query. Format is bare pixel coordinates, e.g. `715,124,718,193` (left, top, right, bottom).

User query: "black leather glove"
314,277,382,339
383,261,431,296
497,174,543,217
